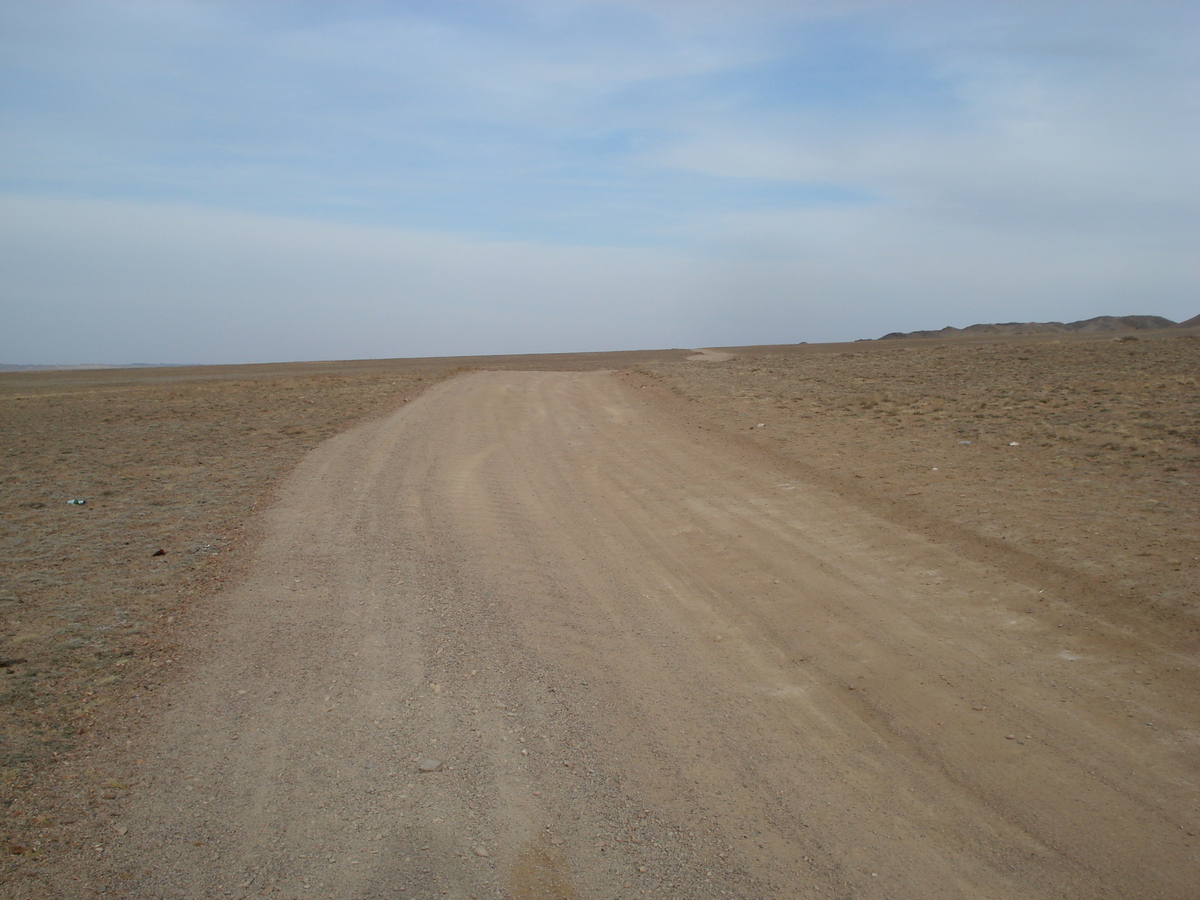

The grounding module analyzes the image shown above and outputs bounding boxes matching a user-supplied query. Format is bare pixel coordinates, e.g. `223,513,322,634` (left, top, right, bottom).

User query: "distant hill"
880,314,1188,341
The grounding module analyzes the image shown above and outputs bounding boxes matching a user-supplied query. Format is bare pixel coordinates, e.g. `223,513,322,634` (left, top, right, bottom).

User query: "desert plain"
1,330,1198,898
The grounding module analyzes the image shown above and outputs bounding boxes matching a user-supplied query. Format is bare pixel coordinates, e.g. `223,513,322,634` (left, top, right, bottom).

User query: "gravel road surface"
68,370,1198,898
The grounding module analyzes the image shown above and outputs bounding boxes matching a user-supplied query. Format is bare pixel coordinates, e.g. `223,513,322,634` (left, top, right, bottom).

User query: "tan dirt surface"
4,334,1198,898
8,350,1198,899
1,363,456,797
639,334,1200,640
0,350,688,808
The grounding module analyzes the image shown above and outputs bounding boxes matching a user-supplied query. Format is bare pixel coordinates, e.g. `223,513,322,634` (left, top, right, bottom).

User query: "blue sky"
2,0,1197,364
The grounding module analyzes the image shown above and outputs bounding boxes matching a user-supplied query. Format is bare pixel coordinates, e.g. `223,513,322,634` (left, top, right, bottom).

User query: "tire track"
63,369,1198,899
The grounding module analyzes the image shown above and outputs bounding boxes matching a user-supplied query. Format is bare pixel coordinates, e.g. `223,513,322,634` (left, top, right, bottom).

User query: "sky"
1,0,1197,365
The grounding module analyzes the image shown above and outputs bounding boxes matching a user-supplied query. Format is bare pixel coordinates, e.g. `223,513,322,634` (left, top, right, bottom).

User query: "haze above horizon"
2,1,1197,366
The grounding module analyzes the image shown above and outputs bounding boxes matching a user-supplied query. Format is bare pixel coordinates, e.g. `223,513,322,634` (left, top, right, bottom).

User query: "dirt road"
71,370,1197,898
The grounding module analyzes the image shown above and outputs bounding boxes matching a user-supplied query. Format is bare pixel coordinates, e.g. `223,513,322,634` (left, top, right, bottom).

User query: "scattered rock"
417,758,443,773
152,548,166,557
473,845,489,857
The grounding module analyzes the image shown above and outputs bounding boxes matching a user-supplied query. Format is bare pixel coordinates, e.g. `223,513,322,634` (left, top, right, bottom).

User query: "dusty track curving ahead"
77,370,1197,898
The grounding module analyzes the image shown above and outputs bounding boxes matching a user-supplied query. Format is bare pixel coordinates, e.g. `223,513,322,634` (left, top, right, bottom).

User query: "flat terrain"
2,334,1198,898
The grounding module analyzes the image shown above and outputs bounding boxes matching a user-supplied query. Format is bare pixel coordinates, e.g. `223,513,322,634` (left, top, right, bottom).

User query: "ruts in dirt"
65,370,1199,899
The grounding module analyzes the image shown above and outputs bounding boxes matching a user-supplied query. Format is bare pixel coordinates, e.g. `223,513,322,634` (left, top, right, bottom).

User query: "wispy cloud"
1,1,1196,364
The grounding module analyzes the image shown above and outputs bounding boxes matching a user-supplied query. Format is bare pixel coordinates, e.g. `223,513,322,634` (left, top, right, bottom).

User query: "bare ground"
2,334,1198,898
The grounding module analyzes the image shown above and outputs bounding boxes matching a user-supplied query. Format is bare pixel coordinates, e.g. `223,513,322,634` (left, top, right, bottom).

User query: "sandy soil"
642,334,1200,632
2,334,1198,898
1,363,454,787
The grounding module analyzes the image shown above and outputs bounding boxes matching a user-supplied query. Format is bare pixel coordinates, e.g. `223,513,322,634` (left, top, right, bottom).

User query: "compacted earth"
1,332,1197,898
